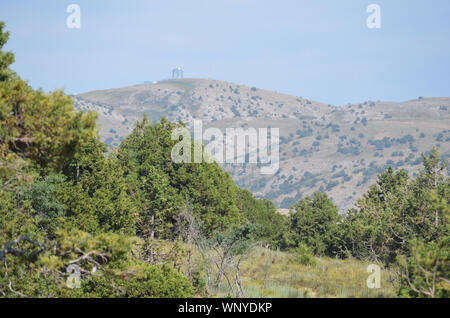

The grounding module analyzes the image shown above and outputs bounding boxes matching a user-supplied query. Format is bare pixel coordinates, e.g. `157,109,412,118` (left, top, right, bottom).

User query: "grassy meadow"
203,247,399,298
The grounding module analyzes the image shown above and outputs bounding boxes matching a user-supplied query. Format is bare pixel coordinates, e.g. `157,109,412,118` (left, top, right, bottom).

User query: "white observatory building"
172,66,183,79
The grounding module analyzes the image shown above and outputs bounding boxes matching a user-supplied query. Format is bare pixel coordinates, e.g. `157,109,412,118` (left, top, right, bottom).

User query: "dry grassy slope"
73,79,450,213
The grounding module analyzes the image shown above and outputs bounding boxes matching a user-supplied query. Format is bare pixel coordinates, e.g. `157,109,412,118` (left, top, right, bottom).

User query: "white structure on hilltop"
172,66,183,79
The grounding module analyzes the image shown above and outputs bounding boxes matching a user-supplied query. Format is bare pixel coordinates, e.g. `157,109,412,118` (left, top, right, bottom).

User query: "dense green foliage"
116,117,242,237
290,192,341,256
236,189,289,247
338,148,449,297
0,23,194,298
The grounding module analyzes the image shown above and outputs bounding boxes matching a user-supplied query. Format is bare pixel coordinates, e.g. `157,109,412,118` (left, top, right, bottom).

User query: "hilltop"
73,78,450,212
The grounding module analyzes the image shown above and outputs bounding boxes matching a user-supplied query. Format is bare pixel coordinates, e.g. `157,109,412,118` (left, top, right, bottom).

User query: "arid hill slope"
73,78,450,212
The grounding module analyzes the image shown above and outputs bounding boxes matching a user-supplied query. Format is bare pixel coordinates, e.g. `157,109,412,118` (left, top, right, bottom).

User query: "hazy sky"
1,0,449,105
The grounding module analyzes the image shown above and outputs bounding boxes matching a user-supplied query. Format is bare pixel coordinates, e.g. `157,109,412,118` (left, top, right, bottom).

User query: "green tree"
340,167,410,262
0,21,14,82
1,229,194,298
60,139,137,234
236,188,289,247
0,80,97,173
290,192,341,256
341,149,448,264
117,117,242,237
0,22,204,298
0,21,96,176
397,238,449,298
339,148,449,297
17,174,66,237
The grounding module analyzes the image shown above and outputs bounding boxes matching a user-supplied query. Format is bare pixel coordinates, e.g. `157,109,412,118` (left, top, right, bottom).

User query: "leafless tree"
176,203,254,297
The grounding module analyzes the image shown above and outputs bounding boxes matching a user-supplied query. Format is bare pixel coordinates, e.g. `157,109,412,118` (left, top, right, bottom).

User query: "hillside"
73,78,450,212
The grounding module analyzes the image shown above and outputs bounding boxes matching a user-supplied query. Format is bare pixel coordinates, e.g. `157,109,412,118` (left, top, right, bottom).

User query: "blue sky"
1,0,449,105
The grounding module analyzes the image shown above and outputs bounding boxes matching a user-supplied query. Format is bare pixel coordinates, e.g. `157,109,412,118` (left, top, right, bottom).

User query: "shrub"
292,243,317,266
